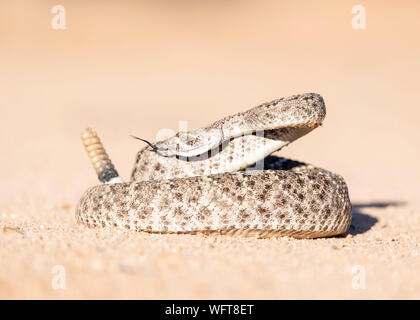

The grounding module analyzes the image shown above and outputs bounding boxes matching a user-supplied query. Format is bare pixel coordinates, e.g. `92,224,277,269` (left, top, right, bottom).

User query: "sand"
1,1,419,299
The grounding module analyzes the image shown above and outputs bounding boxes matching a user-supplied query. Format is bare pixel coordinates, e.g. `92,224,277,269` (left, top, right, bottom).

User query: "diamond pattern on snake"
77,93,352,238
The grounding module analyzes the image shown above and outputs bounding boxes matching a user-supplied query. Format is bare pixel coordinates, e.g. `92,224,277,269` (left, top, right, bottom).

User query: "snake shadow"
250,156,404,236
347,201,405,236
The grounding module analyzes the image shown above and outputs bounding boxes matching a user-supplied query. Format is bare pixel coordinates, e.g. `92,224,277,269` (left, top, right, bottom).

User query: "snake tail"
81,128,122,184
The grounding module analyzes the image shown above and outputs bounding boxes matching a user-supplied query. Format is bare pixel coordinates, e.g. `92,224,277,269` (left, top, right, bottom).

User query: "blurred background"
1,0,420,204
0,0,419,299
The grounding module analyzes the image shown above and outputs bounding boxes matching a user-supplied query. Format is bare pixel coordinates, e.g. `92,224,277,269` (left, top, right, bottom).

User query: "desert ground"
1,1,419,299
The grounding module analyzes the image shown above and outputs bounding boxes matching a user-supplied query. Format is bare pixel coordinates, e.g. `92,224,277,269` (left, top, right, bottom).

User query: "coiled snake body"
77,93,352,238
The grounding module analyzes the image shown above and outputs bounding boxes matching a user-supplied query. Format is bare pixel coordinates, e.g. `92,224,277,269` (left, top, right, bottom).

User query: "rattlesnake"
76,93,352,238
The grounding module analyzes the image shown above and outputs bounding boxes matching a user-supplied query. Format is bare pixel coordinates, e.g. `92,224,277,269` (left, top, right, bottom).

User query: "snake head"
245,93,326,130
165,128,224,157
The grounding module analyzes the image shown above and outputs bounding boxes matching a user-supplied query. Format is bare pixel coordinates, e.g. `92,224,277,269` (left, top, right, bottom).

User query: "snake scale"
76,93,352,238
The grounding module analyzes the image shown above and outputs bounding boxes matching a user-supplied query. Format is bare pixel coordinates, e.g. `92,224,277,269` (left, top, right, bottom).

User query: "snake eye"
165,128,224,157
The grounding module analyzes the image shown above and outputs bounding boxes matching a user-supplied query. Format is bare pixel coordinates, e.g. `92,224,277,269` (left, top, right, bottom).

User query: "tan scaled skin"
77,93,352,238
